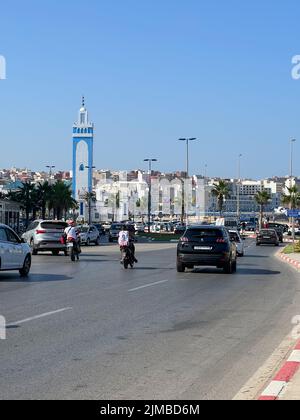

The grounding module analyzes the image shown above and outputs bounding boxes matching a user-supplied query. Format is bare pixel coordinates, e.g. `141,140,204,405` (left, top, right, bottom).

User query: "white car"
0,224,32,277
228,229,244,257
79,225,101,246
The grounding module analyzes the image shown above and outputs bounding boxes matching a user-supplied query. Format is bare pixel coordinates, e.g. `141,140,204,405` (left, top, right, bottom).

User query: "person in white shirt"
64,220,80,259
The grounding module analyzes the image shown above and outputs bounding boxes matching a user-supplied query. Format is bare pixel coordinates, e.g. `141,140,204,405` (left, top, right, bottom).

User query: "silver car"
0,224,31,277
79,225,101,246
22,220,68,255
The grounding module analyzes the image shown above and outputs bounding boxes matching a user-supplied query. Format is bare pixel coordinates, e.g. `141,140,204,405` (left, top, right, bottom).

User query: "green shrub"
294,240,300,253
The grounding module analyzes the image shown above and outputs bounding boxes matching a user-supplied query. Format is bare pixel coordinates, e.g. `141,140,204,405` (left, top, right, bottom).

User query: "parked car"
22,220,68,255
109,223,123,242
174,224,186,235
228,229,244,256
244,223,257,232
93,223,106,236
79,225,101,245
177,225,237,273
0,224,32,277
267,223,284,242
256,229,279,246
102,222,112,232
134,222,146,233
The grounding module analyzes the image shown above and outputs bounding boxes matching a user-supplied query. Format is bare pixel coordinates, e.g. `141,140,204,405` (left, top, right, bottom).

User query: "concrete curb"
258,341,300,400
276,250,300,271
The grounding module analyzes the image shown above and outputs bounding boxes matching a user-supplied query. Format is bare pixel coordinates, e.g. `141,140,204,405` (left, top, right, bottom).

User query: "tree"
35,181,53,219
8,182,35,227
255,190,271,230
51,181,77,220
211,180,231,216
282,185,300,240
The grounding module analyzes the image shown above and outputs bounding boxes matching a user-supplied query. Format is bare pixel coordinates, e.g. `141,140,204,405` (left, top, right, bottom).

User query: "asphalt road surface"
1,238,300,400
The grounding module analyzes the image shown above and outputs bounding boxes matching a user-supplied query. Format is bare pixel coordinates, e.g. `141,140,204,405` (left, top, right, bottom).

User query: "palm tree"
51,181,77,220
211,180,231,216
282,185,300,240
8,182,35,228
36,181,53,219
255,190,271,230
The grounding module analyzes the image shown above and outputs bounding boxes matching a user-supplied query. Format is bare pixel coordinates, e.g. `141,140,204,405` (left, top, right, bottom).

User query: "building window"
79,164,85,171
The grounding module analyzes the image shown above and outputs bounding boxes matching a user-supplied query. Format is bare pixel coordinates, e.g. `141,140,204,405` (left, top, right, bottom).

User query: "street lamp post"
178,138,197,225
290,139,296,241
144,159,157,233
85,165,96,225
237,154,242,222
46,165,55,181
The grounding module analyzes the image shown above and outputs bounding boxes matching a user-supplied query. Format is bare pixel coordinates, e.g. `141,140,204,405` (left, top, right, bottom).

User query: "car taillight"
36,230,46,234
216,238,226,243
181,237,189,242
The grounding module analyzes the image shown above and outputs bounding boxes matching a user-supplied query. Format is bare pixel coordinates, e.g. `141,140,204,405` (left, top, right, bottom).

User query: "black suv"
177,226,237,274
267,223,284,242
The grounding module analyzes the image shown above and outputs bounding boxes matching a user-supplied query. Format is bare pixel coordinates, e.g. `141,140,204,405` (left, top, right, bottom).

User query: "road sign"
287,210,300,218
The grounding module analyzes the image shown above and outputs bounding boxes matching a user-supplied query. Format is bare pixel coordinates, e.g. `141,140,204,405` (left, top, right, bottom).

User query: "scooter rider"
64,220,80,260
118,224,138,264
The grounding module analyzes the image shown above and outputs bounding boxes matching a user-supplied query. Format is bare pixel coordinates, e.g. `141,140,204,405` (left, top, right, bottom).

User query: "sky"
1,0,300,179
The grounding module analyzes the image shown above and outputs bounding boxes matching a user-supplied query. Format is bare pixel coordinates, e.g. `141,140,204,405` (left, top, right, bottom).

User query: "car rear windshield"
260,230,276,235
40,222,68,230
185,229,224,241
111,224,122,230
229,232,240,242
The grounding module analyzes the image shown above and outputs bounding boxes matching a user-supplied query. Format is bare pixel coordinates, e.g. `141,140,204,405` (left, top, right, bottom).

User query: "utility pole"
178,138,197,225
144,159,157,233
85,165,96,224
237,154,242,223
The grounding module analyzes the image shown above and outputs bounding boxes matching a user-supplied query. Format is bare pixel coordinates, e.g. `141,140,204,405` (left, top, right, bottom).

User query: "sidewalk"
274,250,300,400
277,249,300,270
279,368,300,400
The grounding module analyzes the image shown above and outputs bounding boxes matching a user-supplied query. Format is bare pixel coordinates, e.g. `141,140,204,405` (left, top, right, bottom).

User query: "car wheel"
19,254,31,277
95,237,101,246
223,260,233,274
30,239,38,255
176,261,186,273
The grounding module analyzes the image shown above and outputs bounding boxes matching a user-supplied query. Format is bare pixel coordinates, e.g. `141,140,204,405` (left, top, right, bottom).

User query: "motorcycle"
67,238,81,262
121,245,136,269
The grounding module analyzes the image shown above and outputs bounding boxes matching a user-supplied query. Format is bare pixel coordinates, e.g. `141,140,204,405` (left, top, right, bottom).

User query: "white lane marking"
287,350,300,363
7,307,73,327
260,381,287,397
129,280,168,292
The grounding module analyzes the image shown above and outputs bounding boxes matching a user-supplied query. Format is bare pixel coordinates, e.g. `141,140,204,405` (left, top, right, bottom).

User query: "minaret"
72,97,94,217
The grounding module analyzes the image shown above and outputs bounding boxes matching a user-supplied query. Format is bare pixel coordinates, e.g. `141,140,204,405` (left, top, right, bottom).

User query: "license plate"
263,236,270,239
194,246,212,250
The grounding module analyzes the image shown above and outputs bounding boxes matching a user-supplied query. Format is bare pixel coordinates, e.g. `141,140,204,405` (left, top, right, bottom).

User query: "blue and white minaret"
72,97,94,217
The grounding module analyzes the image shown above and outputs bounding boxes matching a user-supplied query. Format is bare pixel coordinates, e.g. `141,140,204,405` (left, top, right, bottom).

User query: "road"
0,238,300,400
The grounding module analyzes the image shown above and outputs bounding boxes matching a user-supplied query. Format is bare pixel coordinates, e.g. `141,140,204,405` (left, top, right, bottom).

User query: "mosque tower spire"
72,97,95,218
